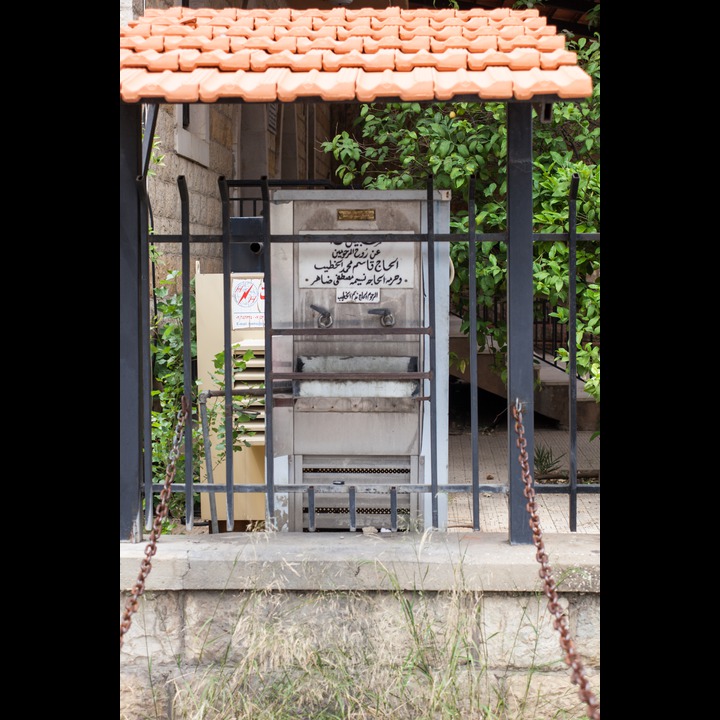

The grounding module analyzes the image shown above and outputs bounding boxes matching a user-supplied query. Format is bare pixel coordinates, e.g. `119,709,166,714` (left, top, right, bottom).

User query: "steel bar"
178,175,195,531
119,100,144,542
506,103,535,545
427,181,438,529
390,487,398,531
147,232,599,245
349,487,357,532
198,393,220,534
468,177,480,531
260,177,276,523
567,173,580,531
307,486,315,532
139,177,154,536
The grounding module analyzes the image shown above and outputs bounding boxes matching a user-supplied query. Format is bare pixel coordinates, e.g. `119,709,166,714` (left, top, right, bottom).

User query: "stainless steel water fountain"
267,189,451,531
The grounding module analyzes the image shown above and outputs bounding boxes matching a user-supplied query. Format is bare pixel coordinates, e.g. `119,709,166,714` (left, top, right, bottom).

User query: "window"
175,104,210,166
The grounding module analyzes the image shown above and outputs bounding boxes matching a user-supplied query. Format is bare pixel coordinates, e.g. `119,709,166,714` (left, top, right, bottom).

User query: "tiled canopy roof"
120,6,592,104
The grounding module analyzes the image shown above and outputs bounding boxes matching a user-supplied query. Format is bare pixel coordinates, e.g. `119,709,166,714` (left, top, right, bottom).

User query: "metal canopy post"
506,103,535,545
120,101,144,542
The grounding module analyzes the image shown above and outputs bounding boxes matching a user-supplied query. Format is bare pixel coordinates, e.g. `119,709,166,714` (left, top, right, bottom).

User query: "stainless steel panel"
294,412,420,456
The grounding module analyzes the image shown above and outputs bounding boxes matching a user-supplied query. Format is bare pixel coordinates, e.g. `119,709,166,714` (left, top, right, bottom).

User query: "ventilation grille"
304,507,410,516
233,339,265,446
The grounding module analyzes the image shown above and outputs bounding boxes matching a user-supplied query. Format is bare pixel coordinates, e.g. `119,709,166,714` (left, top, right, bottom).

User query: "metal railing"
143,176,599,538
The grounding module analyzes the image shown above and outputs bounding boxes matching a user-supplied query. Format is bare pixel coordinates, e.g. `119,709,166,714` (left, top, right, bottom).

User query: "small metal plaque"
337,209,375,221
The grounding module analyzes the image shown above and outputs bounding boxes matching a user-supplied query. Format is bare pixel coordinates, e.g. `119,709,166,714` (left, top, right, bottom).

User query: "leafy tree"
322,34,600,403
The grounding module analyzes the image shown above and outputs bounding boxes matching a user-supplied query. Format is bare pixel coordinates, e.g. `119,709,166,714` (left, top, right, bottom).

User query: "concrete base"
120,532,600,719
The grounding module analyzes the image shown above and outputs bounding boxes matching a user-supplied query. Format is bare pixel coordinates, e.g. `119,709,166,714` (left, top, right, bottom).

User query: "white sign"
232,277,265,329
336,288,381,303
299,241,415,289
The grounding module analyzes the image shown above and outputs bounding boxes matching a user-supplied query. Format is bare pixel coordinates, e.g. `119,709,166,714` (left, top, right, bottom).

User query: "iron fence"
141,176,599,539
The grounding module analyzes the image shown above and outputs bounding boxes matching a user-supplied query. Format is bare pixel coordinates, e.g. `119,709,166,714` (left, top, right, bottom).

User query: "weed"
534,443,566,476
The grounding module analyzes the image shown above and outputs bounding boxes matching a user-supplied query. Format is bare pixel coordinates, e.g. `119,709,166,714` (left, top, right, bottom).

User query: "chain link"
120,396,190,650
512,399,600,720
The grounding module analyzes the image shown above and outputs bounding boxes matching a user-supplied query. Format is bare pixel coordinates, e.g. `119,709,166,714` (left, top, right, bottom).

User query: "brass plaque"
337,209,376,221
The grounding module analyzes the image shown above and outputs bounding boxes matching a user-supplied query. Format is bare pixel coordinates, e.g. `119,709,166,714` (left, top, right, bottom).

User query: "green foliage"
208,347,264,460
149,270,201,526
321,35,601,403
147,134,165,177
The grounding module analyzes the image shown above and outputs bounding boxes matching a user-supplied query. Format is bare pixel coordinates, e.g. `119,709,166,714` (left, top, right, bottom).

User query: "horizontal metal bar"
160,483,598,496
147,232,599,244
165,483,511,494
272,371,430,381
533,484,600,494
271,327,432,336
270,233,440,243
533,233,600,242
224,179,340,189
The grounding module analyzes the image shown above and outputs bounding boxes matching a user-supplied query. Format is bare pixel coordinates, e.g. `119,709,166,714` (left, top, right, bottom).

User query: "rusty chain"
512,399,600,720
120,396,190,650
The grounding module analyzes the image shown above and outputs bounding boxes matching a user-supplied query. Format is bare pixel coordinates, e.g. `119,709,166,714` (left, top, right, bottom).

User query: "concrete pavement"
446,428,600,534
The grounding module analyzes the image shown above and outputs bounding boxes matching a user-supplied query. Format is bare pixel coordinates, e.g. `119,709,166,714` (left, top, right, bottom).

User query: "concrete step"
449,315,599,431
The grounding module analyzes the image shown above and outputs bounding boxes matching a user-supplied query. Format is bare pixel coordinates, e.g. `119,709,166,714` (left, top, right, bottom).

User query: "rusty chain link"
120,396,190,650
512,399,600,720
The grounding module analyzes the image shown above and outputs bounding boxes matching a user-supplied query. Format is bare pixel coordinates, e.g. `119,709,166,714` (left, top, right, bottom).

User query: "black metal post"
141,105,159,534
568,173,580,531
178,176,195,530
426,182,438,528
506,103,535,545
120,101,144,542
468,178,480,530
260,177,275,524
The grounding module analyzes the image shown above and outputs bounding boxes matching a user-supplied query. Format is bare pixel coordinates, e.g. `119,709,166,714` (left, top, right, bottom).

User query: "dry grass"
143,538,597,720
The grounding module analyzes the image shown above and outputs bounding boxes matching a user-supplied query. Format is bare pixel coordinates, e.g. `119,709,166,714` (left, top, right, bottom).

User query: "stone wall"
120,532,600,719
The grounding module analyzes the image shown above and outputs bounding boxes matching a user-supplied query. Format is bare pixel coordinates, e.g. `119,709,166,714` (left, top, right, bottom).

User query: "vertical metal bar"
219,177,235,532
390,487,397,532
178,176,195,530
141,104,158,180
553,306,560,363
140,105,159,530
506,103,535,545
567,173,580,531
308,487,315,532
120,101,144,542
199,393,219,534
260,177,276,523
468,177,480,530
349,487,357,532
139,178,154,534
426,181,438,529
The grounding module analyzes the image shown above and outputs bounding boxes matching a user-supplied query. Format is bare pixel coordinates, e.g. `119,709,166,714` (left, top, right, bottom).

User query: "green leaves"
321,36,601,404
149,270,201,522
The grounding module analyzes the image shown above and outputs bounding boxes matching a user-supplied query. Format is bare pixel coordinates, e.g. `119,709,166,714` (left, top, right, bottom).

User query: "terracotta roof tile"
278,67,360,102
251,48,323,72
120,6,592,104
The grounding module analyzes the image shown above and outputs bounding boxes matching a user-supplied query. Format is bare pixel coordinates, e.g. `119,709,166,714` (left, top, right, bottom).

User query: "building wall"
128,2,339,286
